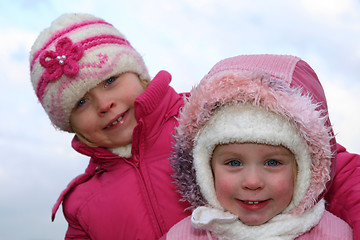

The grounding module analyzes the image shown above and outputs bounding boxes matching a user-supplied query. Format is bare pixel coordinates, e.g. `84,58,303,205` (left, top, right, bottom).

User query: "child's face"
70,72,148,148
211,143,296,226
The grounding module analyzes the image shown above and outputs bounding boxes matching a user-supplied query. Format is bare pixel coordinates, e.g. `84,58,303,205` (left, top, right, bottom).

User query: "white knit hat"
30,13,150,132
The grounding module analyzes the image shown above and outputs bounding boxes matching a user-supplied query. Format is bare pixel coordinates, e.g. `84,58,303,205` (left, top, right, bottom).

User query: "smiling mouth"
237,199,270,210
104,112,126,129
241,200,266,205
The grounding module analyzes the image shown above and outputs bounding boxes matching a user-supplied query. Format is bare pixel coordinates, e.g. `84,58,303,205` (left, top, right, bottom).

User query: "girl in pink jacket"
164,54,353,239
29,13,189,239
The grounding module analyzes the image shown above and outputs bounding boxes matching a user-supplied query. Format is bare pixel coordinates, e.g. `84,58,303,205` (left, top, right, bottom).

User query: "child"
165,54,353,239
29,13,189,239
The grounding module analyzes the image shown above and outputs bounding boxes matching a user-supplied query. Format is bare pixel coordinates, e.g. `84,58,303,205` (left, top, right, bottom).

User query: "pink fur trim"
176,71,333,214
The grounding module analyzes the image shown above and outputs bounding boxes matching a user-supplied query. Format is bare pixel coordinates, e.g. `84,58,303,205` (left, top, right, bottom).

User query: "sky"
0,0,359,239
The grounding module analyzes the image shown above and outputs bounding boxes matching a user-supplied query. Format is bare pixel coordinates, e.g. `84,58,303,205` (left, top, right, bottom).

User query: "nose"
241,167,265,191
92,89,116,116
98,101,115,116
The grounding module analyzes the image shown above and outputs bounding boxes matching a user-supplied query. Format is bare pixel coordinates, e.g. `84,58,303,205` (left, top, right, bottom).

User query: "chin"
240,217,269,226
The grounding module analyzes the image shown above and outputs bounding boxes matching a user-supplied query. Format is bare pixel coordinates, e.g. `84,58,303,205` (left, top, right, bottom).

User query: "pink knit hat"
30,13,150,132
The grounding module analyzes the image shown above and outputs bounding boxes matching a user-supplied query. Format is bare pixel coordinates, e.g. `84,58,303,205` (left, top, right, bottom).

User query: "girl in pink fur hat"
164,54,353,239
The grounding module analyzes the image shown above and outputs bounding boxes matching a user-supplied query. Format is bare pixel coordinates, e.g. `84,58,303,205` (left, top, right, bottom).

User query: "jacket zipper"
133,154,165,237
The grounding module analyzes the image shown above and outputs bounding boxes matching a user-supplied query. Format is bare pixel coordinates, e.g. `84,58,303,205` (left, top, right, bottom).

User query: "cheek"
71,112,96,135
214,172,237,201
70,115,81,132
271,172,294,202
124,84,146,103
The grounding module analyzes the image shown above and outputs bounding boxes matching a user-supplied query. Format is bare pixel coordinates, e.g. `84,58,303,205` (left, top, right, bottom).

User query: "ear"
140,78,150,89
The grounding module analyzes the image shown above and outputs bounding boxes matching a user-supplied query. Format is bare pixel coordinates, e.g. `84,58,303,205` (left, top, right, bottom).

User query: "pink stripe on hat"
31,19,111,71
81,34,133,50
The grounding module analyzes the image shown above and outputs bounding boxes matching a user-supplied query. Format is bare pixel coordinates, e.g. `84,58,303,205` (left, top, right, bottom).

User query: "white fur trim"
191,199,325,240
110,144,132,158
193,104,311,212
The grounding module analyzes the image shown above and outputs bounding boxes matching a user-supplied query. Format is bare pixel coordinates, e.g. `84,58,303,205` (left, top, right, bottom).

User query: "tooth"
106,115,124,129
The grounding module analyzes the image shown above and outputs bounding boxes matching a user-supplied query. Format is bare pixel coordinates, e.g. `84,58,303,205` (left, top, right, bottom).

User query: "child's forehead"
213,142,294,156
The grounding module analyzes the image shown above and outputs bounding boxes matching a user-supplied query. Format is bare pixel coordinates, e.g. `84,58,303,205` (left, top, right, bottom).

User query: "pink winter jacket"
163,211,352,240
52,71,190,239
326,143,360,240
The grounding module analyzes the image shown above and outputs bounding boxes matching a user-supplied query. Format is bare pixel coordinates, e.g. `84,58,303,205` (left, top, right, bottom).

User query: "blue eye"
77,98,87,108
228,160,242,167
266,159,280,167
104,76,116,87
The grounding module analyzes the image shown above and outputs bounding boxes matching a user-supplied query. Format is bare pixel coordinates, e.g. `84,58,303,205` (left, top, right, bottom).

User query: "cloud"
0,28,35,84
321,71,360,153
0,23,88,239
300,0,353,19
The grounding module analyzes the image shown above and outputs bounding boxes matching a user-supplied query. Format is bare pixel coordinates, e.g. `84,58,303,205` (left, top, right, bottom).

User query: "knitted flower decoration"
39,37,84,81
